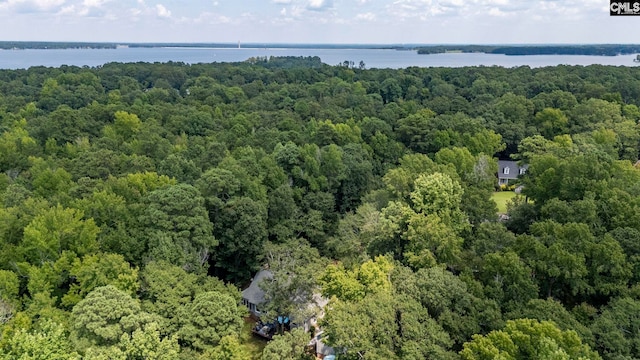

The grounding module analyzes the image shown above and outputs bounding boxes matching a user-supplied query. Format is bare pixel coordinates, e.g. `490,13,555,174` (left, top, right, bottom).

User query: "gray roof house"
242,270,334,357
241,270,329,321
241,269,273,316
498,160,528,185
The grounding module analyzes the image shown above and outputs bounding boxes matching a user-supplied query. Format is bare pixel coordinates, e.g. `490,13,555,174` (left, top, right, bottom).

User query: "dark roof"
498,160,528,180
241,269,272,305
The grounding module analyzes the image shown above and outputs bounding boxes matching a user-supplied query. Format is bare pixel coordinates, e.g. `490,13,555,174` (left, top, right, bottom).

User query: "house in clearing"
241,269,329,328
241,270,334,357
498,160,528,186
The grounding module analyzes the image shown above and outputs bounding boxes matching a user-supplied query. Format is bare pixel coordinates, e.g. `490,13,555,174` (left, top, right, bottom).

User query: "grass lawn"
240,317,268,359
492,191,517,213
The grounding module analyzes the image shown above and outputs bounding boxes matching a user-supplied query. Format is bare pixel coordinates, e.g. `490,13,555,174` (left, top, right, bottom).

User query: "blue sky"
0,0,635,43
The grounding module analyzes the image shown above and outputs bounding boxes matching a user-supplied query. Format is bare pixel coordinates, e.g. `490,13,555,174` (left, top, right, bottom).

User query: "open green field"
492,191,517,213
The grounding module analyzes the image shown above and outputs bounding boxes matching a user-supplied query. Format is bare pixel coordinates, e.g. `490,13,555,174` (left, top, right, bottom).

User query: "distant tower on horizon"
238,41,241,49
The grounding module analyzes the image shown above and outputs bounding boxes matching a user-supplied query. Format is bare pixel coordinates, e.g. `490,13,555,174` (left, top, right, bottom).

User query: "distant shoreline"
0,42,408,50
415,44,640,56
2,42,640,57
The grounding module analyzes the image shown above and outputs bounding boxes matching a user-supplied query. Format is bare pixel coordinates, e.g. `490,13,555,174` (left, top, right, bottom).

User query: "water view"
1,47,640,69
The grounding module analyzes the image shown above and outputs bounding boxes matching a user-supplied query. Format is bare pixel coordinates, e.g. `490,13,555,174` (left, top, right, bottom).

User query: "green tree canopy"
20,205,99,265
261,328,312,360
460,319,600,360
71,285,158,349
0,320,80,360
178,291,245,351
139,183,216,273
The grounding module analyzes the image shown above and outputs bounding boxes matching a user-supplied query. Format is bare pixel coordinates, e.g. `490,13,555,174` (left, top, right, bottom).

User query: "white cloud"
488,7,507,16
129,6,142,17
439,0,463,8
387,0,445,20
180,11,231,24
307,0,332,11
0,0,624,45
393,0,431,11
29,0,65,9
0,0,67,12
82,0,107,7
155,3,170,18
385,0,551,22
126,0,174,21
290,5,304,16
0,0,116,19
355,12,375,20
56,4,75,14
66,0,111,17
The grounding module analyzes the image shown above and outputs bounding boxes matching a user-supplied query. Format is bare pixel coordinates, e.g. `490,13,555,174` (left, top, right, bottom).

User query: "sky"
0,0,636,44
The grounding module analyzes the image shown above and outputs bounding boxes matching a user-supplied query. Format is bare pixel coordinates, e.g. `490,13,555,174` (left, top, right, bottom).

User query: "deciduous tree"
460,319,600,360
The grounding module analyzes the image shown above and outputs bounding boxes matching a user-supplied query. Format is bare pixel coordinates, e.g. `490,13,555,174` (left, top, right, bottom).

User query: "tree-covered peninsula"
417,44,640,56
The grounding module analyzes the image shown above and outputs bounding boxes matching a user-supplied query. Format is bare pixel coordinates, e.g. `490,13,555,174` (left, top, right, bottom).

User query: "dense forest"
1,57,640,359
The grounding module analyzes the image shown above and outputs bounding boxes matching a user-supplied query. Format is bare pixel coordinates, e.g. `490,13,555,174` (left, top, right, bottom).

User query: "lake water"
1,47,639,69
